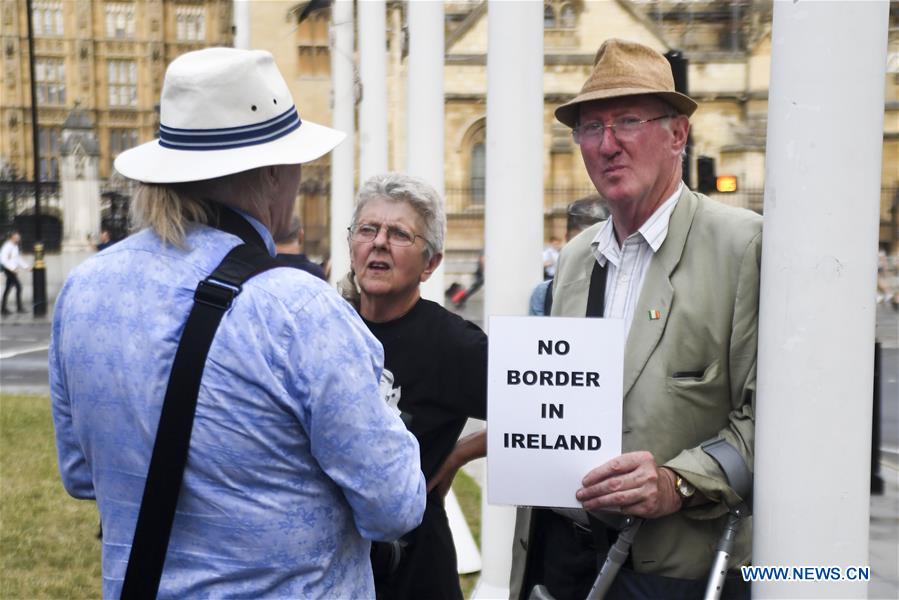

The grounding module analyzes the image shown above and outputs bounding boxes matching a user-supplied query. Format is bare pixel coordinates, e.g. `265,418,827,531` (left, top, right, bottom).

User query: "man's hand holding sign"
578,451,685,518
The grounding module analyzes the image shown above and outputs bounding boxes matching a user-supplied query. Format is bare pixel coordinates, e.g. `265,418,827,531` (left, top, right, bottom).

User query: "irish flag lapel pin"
648,309,662,320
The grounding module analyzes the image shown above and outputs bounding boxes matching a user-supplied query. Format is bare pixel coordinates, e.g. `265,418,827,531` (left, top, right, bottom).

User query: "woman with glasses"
341,173,487,600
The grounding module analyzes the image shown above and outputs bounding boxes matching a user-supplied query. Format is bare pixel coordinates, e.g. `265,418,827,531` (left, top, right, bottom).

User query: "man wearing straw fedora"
50,48,425,598
510,39,761,599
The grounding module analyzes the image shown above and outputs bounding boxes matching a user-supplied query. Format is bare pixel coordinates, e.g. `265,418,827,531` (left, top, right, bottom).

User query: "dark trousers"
2,267,22,312
374,495,462,600
523,510,751,600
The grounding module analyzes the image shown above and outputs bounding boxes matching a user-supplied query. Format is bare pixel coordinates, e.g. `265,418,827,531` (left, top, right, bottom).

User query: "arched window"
543,4,556,29
470,142,485,205
560,4,576,29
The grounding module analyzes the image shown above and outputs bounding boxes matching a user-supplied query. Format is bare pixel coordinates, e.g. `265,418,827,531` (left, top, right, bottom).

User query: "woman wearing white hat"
50,48,425,599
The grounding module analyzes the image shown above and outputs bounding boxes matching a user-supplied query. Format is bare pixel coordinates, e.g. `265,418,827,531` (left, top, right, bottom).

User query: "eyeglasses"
348,222,423,247
572,114,673,145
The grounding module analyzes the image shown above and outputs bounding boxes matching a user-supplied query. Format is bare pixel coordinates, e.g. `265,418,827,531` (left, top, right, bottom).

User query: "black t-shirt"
363,298,487,481
363,298,487,599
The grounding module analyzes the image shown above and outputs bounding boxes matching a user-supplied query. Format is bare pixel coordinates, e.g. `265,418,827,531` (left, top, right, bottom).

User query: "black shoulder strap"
585,259,611,557
585,260,607,318
544,260,605,318
543,278,554,315
120,210,281,600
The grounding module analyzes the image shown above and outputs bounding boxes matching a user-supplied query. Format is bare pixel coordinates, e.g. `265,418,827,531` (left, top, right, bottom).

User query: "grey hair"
131,167,274,247
350,172,446,259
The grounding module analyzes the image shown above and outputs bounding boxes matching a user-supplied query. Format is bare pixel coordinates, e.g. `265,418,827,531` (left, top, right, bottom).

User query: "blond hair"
130,185,210,247
131,167,275,247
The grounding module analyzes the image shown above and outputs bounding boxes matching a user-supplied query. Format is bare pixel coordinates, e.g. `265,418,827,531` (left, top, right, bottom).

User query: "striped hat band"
158,105,302,151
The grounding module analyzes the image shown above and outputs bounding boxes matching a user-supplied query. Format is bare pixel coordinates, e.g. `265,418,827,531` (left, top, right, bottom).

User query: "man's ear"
420,252,443,283
670,115,690,155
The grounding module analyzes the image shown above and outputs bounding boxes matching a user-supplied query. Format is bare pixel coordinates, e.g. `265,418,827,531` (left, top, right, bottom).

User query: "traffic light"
664,51,688,95
697,155,716,194
716,175,738,193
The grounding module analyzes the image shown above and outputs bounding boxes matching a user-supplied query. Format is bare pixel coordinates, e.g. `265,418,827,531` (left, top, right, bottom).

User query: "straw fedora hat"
114,48,345,184
554,39,697,128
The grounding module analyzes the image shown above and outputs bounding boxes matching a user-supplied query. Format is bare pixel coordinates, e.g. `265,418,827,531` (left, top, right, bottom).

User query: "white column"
358,0,388,182
406,0,445,303
753,2,889,598
474,2,544,598
60,155,101,251
232,0,250,49
328,0,355,285
388,4,405,171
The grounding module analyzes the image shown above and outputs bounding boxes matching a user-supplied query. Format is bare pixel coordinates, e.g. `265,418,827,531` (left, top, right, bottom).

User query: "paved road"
878,343,898,452
0,320,51,395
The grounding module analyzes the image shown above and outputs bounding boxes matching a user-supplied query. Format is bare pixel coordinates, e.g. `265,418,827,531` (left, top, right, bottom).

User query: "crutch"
585,515,642,600
700,437,753,600
703,503,749,600
548,436,751,600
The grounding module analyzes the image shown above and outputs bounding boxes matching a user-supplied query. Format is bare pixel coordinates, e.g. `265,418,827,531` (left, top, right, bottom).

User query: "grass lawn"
453,468,483,597
0,393,484,598
0,394,102,599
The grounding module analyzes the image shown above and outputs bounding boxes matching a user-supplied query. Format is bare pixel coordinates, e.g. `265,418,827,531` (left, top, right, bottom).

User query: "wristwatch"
674,474,696,503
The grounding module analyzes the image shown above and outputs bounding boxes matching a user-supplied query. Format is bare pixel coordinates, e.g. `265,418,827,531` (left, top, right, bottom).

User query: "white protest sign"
487,315,623,508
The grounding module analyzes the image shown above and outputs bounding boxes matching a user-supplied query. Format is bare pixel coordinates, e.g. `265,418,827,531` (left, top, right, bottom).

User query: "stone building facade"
1,0,233,184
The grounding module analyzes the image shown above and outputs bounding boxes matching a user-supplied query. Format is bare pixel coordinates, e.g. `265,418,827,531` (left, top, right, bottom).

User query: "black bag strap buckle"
194,278,241,310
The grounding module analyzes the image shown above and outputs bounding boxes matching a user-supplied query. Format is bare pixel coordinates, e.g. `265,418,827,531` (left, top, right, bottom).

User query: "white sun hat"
114,47,345,184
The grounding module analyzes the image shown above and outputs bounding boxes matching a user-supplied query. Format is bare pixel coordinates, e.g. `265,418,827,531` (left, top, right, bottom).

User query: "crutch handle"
585,517,642,600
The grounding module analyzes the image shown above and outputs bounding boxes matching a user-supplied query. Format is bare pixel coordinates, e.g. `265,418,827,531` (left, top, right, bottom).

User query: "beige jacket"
509,188,762,596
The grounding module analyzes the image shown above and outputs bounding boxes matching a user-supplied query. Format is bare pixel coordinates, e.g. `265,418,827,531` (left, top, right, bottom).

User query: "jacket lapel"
622,189,698,397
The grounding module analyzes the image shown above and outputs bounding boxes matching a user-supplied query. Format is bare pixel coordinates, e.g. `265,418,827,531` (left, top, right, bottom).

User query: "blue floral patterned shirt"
50,214,426,599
